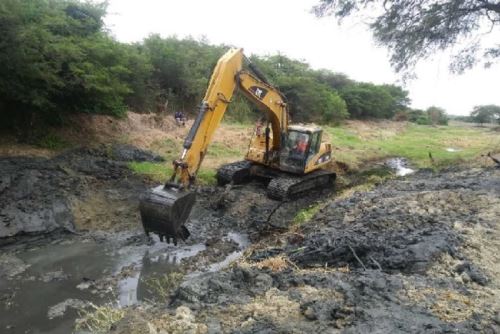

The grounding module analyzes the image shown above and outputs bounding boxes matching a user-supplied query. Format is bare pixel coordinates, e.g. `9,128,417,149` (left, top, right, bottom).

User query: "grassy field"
128,120,500,184
326,121,500,169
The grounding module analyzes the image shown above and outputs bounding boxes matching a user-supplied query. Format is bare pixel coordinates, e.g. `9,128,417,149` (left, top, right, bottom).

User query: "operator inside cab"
293,134,308,155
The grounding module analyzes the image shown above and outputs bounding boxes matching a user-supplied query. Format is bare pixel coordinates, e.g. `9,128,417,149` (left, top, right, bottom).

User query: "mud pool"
386,157,415,176
0,230,249,333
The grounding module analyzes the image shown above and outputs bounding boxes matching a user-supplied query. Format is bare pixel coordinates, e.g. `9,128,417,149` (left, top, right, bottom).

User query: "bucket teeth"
139,185,196,243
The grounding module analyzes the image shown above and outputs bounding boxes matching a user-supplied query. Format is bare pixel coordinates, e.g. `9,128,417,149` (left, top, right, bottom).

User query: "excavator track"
217,160,253,185
267,170,336,200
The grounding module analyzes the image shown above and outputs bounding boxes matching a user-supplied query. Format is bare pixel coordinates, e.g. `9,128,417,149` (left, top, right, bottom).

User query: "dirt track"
1,146,499,333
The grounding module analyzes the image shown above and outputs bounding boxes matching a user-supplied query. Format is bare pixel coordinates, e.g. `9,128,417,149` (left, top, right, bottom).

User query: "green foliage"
0,1,421,134
415,115,432,125
339,83,397,119
277,76,348,123
313,0,500,75
143,271,184,303
143,35,226,112
426,106,448,125
293,204,322,225
249,53,413,123
0,0,150,133
224,95,257,124
36,133,68,150
470,105,500,124
405,107,448,125
407,109,426,123
250,55,349,123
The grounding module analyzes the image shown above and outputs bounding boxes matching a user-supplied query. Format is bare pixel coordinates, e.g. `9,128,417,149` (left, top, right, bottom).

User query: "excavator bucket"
139,185,196,244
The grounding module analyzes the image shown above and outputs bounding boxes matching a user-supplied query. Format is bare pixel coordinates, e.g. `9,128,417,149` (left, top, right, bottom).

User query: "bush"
416,115,432,125
393,111,409,121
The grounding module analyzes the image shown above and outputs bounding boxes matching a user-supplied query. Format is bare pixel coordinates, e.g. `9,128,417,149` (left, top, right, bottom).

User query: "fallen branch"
266,200,287,225
347,244,367,270
369,255,382,271
487,152,500,166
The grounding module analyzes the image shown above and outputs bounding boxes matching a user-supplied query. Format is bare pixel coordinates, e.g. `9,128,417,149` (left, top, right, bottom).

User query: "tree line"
453,105,500,125
1,0,455,139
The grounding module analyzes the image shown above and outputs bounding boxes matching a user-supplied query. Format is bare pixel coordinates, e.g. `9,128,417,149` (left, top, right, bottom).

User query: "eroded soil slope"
0,145,161,242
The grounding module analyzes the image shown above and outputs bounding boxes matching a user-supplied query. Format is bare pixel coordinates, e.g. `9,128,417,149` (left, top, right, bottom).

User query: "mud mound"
0,145,157,241
288,167,499,275
170,265,472,333
109,144,164,162
154,167,499,333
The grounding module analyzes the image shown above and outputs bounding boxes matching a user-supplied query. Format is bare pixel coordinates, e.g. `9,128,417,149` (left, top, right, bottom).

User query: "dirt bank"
0,144,165,243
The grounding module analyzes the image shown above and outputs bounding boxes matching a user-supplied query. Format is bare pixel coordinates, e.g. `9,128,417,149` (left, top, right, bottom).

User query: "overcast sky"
105,0,500,116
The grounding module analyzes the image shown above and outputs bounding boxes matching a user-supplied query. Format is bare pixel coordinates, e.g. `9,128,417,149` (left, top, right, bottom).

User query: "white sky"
105,0,500,116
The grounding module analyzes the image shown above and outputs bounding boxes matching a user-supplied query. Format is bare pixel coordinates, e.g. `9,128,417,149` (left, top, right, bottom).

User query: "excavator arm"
139,48,289,243
169,48,288,188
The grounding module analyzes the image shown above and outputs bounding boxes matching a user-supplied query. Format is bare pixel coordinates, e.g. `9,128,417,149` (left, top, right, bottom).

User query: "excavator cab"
280,126,323,174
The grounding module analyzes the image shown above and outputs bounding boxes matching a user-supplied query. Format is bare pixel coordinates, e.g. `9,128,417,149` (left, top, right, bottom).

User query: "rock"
303,306,317,320
0,254,30,278
41,270,68,283
455,262,489,286
111,313,156,334
47,299,87,319
460,272,471,284
493,312,500,325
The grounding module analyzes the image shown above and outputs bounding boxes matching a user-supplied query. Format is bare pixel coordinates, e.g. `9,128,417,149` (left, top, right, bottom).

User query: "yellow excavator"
139,48,335,243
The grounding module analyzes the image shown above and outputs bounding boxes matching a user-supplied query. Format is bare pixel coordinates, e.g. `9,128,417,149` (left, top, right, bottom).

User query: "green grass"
326,123,500,169
128,161,216,185
131,122,499,186
36,133,68,150
206,142,243,158
143,271,184,303
75,303,125,333
293,204,322,225
149,138,182,161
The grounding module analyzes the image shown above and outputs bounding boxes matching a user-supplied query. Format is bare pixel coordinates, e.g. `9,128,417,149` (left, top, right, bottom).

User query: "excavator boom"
139,48,289,243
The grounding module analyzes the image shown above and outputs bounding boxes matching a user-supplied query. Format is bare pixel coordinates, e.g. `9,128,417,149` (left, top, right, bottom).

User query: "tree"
277,76,348,123
426,106,448,125
339,83,396,119
471,105,500,124
143,35,226,112
0,0,146,134
250,54,349,123
313,0,500,75
314,70,354,91
380,84,411,112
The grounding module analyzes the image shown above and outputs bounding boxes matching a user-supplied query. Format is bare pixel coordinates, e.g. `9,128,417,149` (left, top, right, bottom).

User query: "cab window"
286,131,309,156
309,132,320,156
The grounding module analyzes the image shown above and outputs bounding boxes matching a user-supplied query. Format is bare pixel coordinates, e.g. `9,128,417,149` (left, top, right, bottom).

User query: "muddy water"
386,157,415,176
0,231,249,334
446,147,461,152
1,239,117,333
